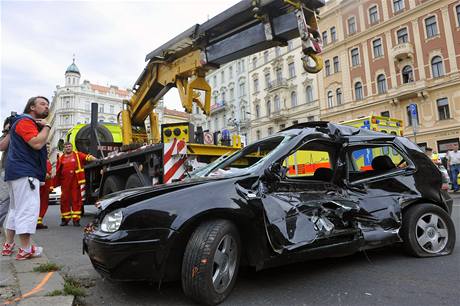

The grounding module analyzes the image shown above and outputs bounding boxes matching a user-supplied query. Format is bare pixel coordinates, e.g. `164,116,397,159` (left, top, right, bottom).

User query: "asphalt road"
33,198,460,306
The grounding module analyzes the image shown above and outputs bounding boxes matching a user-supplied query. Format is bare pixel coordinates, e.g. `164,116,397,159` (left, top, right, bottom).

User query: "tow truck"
80,0,325,205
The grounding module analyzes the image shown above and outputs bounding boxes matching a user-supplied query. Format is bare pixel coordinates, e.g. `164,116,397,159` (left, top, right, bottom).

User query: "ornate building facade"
248,39,320,141
48,59,131,161
318,0,460,153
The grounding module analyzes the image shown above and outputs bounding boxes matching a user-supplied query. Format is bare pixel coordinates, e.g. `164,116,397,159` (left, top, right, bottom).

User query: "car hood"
98,175,241,211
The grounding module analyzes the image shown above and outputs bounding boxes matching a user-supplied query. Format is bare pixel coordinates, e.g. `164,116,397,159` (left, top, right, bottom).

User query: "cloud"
1,0,240,120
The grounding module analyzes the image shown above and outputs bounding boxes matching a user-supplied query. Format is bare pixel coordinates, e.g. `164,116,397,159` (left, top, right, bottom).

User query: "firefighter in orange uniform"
55,142,96,226
37,143,52,229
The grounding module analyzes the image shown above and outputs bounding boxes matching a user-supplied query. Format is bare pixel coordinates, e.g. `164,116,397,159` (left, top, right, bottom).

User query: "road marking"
4,271,54,304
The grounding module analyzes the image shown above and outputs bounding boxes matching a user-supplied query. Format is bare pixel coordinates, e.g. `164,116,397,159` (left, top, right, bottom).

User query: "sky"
0,0,241,121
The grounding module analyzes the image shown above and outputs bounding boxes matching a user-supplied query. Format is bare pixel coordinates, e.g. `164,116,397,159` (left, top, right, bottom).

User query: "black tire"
400,203,456,257
182,220,241,306
125,173,145,189
101,175,125,196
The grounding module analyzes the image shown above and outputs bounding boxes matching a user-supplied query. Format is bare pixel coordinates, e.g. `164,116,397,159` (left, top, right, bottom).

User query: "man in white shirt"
447,143,460,192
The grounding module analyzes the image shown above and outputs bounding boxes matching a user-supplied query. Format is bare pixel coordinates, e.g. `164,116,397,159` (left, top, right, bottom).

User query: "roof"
163,108,190,119
90,84,130,97
65,59,80,75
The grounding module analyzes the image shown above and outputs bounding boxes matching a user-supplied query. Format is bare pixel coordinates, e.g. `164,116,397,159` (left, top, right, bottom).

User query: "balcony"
270,109,289,121
210,101,227,114
267,78,288,92
391,42,414,63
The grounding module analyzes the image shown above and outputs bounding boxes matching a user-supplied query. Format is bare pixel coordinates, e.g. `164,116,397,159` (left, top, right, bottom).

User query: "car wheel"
182,220,241,306
401,203,456,257
101,175,124,196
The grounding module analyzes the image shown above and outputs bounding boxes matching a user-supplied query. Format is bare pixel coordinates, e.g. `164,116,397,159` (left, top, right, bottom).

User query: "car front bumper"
83,227,177,281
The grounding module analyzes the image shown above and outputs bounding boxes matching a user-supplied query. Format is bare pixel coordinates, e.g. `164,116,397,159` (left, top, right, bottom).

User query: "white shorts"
4,177,40,235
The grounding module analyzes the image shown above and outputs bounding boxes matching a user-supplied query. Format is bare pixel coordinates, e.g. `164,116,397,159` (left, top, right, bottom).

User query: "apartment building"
318,0,460,153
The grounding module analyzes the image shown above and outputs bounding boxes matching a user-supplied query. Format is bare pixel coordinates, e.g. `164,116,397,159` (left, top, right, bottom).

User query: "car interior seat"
371,155,396,171
313,167,333,181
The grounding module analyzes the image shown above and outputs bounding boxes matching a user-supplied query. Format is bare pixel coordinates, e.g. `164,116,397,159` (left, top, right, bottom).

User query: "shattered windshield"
199,135,294,178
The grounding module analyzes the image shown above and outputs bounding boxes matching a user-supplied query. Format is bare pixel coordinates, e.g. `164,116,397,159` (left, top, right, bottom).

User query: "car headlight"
100,209,123,233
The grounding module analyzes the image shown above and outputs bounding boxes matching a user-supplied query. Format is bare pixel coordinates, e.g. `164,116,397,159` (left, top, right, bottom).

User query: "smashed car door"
345,144,416,247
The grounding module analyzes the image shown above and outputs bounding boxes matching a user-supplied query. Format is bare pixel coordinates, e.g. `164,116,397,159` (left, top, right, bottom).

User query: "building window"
221,71,225,83
351,48,360,66
325,60,331,76
230,88,234,100
373,38,383,58
229,66,233,78
288,62,296,78
397,28,408,43
252,57,257,70
84,102,90,111
255,104,260,118
348,17,356,34
99,104,104,113
393,0,404,13
333,56,339,73
279,124,285,131
292,120,299,125
109,104,114,113
254,78,259,92
322,31,328,46
327,91,333,108
336,88,342,105
457,5,460,27
288,40,294,51
425,16,438,38
274,95,281,111
377,74,387,94
256,130,261,140
354,82,363,100
264,73,271,88
275,47,281,57
431,56,444,78
264,51,269,63
331,27,337,42
266,101,272,116
239,83,245,96
291,91,297,107
268,127,274,135
275,68,282,81
406,104,419,126
306,86,314,103
369,6,379,24
308,116,315,122
402,65,414,83
437,98,450,120
213,76,217,87
381,111,390,118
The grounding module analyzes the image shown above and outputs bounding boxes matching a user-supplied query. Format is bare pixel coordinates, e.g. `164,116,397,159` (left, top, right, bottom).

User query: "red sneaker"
1,242,15,256
15,245,43,261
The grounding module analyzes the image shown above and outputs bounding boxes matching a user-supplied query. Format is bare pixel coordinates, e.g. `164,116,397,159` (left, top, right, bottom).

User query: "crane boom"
121,0,325,145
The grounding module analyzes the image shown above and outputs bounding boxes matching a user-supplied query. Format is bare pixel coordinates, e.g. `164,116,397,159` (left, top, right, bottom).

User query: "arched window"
402,65,413,83
377,74,387,94
274,95,280,111
291,91,297,107
266,100,272,116
336,88,342,105
255,104,260,118
355,82,363,100
306,86,313,103
431,56,444,78
327,91,333,108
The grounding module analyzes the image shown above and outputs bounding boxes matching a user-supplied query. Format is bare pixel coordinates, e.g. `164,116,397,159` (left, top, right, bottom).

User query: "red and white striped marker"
163,138,187,184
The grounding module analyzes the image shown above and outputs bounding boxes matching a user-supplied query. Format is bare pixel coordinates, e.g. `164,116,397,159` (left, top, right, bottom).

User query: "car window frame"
344,142,416,185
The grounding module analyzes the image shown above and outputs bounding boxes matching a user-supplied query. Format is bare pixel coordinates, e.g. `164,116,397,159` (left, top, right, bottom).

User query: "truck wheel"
400,203,456,257
182,220,240,306
101,175,124,196
125,174,144,189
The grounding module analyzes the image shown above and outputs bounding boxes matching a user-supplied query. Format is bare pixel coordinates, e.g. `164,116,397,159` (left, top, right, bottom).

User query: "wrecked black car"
83,122,456,305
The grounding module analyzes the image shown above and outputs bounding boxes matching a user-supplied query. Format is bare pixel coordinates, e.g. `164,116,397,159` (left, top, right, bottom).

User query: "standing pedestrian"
37,143,52,229
447,143,460,192
1,96,51,260
55,142,96,226
0,117,12,232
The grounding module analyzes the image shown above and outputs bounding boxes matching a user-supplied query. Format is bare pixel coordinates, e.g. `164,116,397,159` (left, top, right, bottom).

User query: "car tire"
182,220,241,306
125,174,145,189
101,175,124,196
400,203,456,257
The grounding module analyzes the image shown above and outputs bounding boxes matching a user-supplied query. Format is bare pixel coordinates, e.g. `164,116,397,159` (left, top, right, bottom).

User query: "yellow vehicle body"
341,115,403,136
